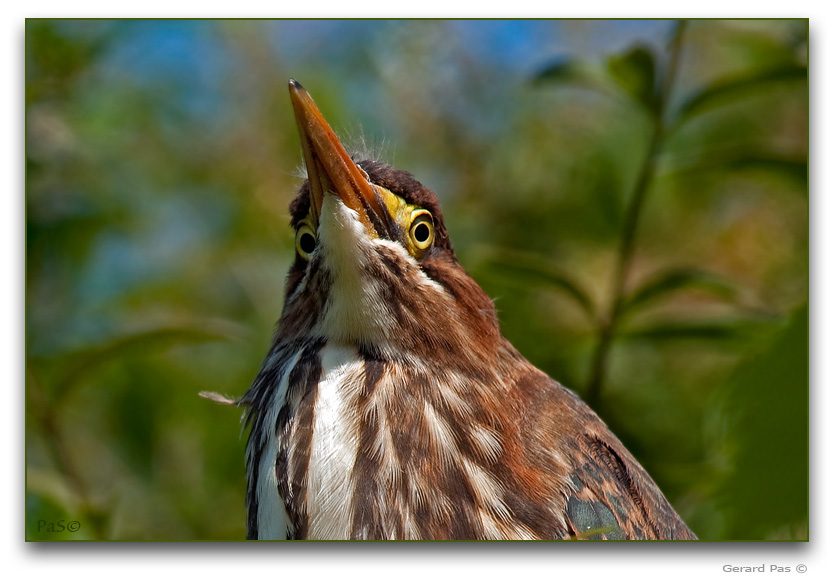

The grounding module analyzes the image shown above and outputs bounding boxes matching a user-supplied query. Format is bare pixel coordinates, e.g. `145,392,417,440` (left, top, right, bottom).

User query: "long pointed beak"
289,79,384,235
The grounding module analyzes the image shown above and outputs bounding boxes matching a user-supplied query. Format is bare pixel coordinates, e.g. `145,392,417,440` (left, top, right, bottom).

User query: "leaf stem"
585,20,688,407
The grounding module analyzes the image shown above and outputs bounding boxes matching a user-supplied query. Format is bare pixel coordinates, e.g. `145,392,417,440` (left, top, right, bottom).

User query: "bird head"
278,80,504,367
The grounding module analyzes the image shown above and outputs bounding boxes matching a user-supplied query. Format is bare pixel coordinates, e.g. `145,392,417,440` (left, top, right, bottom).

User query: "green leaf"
606,44,659,113
25,489,105,541
673,63,807,127
718,154,807,185
47,319,248,406
715,302,808,539
619,319,756,343
667,151,808,190
26,492,75,541
27,467,80,514
485,251,597,323
667,151,808,189
531,58,619,99
533,47,661,113
623,268,741,316
533,58,598,86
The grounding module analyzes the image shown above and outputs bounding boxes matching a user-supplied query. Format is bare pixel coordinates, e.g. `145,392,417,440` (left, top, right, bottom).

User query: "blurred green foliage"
25,19,808,541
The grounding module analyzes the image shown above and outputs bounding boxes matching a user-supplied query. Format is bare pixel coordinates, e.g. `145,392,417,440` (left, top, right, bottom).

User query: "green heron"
235,79,696,540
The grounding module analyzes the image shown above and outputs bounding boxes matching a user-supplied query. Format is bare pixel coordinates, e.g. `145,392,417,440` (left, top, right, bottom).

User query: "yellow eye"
409,210,434,252
295,224,317,260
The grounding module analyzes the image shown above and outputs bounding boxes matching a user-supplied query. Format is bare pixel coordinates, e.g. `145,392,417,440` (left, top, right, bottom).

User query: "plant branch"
585,20,688,407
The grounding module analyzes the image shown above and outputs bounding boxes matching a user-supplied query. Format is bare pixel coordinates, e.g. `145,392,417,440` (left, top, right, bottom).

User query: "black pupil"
414,222,430,244
299,232,316,254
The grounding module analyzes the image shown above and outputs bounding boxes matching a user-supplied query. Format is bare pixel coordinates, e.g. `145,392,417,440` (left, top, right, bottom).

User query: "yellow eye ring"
295,224,317,260
409,210,434,252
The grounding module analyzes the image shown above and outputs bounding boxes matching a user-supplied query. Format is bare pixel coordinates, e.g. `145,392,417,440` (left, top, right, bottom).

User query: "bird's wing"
563,429,696,540
518,371,696,540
